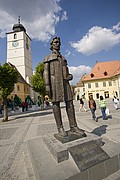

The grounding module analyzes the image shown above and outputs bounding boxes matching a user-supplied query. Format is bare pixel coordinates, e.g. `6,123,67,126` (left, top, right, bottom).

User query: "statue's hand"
46,85,51,98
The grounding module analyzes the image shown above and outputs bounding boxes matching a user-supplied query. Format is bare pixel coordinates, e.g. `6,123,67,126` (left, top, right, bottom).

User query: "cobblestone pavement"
0,99,120,179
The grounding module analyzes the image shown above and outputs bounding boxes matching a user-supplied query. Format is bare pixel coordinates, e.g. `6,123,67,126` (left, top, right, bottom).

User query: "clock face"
12,41,19,47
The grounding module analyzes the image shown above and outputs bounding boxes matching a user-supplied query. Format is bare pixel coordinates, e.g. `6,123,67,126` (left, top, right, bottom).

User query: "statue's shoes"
58,127,67,137
70,127,86,137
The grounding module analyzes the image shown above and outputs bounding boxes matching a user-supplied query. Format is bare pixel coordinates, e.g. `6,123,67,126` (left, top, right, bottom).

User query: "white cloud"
0,0,67,41
113,22,120,31
65,50,71,57
69,65,92,85
65,50,75,58
61,11,68,21
71,22,120,55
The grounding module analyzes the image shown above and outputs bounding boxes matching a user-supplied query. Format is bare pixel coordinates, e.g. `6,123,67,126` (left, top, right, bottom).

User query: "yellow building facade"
83,76,119,100
8,82,30,102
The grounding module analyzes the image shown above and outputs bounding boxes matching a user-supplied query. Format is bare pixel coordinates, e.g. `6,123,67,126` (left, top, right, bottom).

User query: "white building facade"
6,18,33,84
6,18,38,102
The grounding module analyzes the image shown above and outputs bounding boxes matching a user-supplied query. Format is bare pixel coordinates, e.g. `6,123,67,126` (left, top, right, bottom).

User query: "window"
115,91,118,97
90,73,94,78
113,80,116,86
104,91,109,98
17,85,20,91
103,82,106,87
109,81,112,86
26,37,28,43
96,93,99,99
103,71,108,76
14,33,17,39
95,82,98,88
26,43,29,50
88,83,91,88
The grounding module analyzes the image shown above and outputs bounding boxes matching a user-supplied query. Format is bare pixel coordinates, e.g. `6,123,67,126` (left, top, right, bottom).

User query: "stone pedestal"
43,131,109,171
27,132,120,180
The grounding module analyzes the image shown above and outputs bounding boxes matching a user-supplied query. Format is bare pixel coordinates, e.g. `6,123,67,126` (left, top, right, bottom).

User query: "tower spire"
13,16,26,32
18,16,20,24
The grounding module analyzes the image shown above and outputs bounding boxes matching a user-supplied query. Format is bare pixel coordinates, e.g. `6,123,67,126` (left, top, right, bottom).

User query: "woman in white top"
113,96,119,110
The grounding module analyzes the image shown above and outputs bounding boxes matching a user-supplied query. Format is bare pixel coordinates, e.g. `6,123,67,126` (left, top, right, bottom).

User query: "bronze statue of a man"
43,37,86,137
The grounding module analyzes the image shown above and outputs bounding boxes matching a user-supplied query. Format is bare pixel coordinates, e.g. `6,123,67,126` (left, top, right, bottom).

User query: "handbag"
105,108,110,116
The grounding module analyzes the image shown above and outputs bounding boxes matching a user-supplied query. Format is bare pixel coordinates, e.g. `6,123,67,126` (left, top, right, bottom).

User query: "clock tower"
6,17,33,84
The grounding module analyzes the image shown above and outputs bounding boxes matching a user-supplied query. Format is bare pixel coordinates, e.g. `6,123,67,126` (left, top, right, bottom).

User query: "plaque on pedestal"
68,140,110,171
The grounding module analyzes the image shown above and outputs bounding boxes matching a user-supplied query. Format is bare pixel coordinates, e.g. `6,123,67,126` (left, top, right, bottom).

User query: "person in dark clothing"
21,102,25,112
0,105,2,114
25,101,28,111
79,98,87,112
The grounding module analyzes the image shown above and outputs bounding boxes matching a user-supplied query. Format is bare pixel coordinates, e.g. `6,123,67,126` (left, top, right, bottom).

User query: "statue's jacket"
43,53,73,102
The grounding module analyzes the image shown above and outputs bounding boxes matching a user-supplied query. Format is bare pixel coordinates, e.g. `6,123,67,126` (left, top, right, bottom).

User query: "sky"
0,0,120,85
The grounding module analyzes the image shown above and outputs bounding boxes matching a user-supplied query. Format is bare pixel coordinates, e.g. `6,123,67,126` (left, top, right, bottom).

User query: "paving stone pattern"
0,127,19,140
0,99,120,179
0,116,35,180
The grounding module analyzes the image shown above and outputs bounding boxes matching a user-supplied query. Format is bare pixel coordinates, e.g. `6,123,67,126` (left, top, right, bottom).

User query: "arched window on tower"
26,37,29,50
14,33,17,39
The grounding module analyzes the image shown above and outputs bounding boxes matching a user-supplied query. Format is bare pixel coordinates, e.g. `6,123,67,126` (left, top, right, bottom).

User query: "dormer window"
90,73,94,78
103,71,108,76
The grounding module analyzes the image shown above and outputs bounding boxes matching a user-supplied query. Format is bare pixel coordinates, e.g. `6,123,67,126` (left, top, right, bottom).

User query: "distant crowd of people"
0,94,119,120
0,95,34,114
79,95,119,122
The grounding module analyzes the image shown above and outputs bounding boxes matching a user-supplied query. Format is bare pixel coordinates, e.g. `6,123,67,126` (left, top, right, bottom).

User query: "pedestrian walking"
25,101,28,111
99,96,107,120
88,96,98,122
21,102,25,112
113,96,119,110
0,105,2,115
79,97,87,112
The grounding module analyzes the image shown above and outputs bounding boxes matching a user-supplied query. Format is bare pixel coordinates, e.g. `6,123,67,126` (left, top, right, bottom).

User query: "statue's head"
50,36,61,51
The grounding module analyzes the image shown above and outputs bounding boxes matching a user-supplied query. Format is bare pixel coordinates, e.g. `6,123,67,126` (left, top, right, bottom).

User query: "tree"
31,62,46,109
14,94,22,107
0,63,18,121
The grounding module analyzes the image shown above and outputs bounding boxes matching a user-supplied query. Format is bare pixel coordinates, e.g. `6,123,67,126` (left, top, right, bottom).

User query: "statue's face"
52,38,60,51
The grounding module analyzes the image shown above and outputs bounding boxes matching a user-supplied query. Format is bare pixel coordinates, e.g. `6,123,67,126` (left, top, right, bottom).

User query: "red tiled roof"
82,60,120,81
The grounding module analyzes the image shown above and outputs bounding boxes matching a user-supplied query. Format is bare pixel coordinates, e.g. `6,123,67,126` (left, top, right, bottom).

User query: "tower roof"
12,16,26,33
